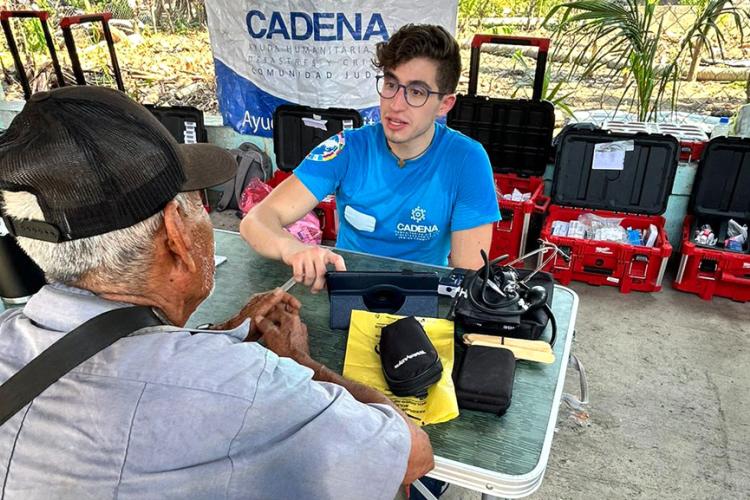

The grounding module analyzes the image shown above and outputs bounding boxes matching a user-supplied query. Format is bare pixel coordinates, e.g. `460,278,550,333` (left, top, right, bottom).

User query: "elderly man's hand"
253,309,312,365
212,289,301,339
281,246,346,294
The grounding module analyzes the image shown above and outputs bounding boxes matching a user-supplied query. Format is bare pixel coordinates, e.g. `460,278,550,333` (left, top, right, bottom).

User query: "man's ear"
437,93,457,117
162,200,197,273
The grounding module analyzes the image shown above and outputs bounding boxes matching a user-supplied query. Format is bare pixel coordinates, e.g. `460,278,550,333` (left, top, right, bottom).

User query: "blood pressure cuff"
454,345,516,416
453,269,554,340
379,316,443,398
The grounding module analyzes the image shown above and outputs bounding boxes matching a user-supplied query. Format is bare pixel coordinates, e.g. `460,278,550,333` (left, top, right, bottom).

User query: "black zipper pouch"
454,345,516,416
379,316,443,398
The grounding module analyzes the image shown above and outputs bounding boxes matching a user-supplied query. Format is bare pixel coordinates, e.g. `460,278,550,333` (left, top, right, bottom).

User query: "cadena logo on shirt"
411,206,426,223
306,132,346,161
395,206,439,241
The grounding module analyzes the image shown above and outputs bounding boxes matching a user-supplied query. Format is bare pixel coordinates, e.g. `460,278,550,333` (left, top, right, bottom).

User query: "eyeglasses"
375,75,446,108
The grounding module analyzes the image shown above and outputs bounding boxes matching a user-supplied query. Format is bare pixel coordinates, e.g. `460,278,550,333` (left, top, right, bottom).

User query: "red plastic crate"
267,169,292,188
490,173,549,264
540,206,672,293
672,137,750,301
268,170,338,242
673,217,750,302
314,196,338,242
543,127,678,293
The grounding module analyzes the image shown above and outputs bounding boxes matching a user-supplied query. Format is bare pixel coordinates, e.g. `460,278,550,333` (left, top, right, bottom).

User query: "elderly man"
0,87,432,499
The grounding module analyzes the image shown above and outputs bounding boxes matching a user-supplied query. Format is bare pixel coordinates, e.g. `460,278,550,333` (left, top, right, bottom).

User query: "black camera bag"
379,316,443,398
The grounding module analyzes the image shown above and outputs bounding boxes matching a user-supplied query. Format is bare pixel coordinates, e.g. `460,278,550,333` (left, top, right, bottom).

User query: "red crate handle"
533,194,551,214
718,271,750,286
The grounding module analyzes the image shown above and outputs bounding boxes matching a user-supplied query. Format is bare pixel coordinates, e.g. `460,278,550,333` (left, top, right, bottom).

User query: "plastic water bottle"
711,116,731,138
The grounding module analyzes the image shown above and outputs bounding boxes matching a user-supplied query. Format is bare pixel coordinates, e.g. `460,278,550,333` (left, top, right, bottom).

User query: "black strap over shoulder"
0,306,162,426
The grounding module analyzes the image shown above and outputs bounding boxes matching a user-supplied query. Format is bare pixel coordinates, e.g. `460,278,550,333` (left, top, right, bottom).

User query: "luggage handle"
467,34,550,100
60,12,125,92
0,10,66,100
533,194,551,214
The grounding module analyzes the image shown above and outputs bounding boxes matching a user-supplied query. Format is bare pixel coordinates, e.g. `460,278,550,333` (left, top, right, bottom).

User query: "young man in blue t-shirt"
242,24,500,292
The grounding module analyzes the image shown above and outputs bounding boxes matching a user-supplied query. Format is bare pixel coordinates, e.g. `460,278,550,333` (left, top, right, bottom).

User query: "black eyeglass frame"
375,75,447,108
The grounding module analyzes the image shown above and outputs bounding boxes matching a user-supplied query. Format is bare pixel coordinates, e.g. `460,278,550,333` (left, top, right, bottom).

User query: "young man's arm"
449,223,494,270
448,141,500,269
240,176,346,292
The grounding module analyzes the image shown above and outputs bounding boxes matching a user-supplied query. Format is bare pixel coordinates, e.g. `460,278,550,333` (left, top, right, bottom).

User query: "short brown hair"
373,24,461,94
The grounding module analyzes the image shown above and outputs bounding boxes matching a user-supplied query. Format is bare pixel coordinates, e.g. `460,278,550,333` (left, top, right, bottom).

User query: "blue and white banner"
205,1,457,137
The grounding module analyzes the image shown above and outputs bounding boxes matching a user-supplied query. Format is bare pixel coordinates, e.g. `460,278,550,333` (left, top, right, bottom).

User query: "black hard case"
273,104,363,172
145,105,208,144
447,35,554,176
551,128,680,215
380,316,443,398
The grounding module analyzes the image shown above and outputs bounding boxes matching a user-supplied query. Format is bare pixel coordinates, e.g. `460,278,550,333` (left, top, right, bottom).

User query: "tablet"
325,271,439,330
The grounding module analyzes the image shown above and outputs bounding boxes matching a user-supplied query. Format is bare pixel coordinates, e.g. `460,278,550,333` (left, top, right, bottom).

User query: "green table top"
192,230,579,498
2,229,577,498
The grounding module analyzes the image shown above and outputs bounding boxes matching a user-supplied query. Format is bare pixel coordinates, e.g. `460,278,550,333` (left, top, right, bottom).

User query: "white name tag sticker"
592,140,634,171
344,205,376,232
302,116,328,131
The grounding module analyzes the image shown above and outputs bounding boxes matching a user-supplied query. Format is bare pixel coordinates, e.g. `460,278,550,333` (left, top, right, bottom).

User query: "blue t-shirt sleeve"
451,142,501,232
293,131,352,201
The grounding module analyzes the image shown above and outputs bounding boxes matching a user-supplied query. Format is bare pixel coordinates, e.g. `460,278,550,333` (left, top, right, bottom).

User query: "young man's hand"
281,246,346,293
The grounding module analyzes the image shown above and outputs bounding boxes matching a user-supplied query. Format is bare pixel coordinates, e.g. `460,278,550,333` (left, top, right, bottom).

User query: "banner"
205,1,457,137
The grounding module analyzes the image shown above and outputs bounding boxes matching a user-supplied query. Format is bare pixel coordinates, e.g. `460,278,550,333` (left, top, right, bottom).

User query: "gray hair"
1,190,194,287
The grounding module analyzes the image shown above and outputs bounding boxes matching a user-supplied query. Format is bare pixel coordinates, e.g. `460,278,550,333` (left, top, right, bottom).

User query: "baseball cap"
0,86,235,242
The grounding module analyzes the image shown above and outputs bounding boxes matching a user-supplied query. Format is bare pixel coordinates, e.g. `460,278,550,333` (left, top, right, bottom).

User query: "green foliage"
543,0,748,121
510,50,575,116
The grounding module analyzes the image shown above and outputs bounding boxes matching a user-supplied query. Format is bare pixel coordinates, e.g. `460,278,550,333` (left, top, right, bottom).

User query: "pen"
281,277,296,292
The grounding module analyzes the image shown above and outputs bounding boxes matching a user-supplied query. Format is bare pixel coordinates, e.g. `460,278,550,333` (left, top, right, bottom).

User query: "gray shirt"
0,284,410,499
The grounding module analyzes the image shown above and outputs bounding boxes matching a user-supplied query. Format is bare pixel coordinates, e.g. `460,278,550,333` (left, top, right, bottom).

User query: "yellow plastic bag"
343,310,459,426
